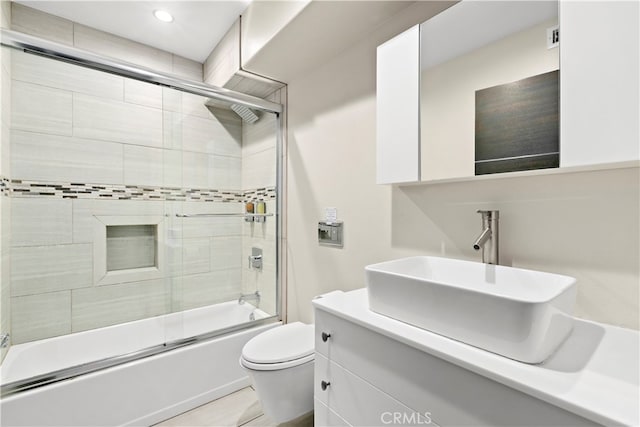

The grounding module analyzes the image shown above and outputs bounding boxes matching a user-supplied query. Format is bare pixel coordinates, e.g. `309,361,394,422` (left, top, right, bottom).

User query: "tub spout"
239,291,261,306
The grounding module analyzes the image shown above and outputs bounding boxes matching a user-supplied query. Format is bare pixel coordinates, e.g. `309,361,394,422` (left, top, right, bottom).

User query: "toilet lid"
242,322,314,364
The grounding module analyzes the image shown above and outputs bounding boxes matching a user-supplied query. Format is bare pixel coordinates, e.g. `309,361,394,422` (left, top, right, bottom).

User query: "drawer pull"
321,380,331,391
321,332,331,342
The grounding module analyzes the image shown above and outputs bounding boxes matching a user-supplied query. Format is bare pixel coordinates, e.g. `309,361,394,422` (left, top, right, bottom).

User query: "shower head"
230,104,260,124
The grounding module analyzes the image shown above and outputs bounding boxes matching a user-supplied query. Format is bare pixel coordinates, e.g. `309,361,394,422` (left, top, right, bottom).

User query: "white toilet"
240,322,315,424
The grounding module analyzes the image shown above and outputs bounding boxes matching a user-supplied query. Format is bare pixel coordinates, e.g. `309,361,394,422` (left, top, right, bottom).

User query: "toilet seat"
240,322,314,371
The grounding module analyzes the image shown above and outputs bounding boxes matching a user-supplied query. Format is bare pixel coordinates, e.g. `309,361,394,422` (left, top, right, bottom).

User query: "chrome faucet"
473,210,499,265
239,291,261,306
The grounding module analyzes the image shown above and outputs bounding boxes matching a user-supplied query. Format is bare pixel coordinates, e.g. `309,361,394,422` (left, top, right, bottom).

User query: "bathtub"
0,301,279,426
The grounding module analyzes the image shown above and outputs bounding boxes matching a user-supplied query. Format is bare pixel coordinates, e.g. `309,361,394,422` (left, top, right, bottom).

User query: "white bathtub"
0,301,279,426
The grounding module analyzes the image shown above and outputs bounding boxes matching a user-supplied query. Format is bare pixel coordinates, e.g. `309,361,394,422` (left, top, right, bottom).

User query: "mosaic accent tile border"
3,178,276,203
0,177,8,197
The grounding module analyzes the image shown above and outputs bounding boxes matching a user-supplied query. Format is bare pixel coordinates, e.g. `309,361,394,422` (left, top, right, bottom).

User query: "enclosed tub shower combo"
0,29,284,426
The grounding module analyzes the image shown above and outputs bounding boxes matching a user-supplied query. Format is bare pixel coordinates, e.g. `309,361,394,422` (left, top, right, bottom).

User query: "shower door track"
0,316,279,398
0,29,282,115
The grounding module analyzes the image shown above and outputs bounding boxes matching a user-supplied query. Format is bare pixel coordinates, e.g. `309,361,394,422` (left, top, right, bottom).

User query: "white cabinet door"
376,25,421,184
560,1,640,167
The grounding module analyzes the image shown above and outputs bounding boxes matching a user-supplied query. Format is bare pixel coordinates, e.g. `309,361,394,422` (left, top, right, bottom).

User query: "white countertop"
313,288,640,426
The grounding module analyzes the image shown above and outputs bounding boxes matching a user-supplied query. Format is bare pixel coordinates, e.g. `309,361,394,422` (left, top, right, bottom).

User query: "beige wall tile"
11,3,73,46
73,24,173,74
1,59,10,177
123,145,163,187
163,111,183,150
242,148,277,190
1,0,11,29
0,120,8,177
203,19,240,87
73,93,163,148
124,78,162,109
211,236,243,271
72,199,164,244
182,151,242,190
0,196,10,360
182,93,213,119
11,80,72,136
11,243,93,296
11,291,71,344
1,53,10,120
11,198,72,246
181,114,242,156
162,88,182,113
172,270,242,312
71,279,169,332
11,130,124,184
0,250,10,359
181,151,211,189
212,155,242,189
12,50,123,101
181,202,242,239
172,55,203,82
168,238,211,277
163,149,182,188
242,112,277,156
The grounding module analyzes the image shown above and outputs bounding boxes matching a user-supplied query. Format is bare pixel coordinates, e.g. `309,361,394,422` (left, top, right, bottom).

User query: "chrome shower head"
230,104,259,124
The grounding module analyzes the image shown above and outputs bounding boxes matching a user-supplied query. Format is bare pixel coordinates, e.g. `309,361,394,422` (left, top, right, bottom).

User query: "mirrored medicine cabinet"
376,0,639,185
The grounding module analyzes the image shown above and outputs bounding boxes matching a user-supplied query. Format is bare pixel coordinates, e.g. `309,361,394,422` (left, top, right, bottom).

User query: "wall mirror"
420,1,559,181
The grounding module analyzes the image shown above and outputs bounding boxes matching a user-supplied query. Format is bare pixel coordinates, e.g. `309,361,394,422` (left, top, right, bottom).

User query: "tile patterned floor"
153,386,313,427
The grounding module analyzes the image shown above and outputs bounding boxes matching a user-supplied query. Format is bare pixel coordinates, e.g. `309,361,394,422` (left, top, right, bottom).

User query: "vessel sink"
365,256,577,363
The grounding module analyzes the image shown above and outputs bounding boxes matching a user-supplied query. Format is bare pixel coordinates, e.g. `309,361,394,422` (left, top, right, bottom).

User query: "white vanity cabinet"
312,289,639,427
313,307,595,427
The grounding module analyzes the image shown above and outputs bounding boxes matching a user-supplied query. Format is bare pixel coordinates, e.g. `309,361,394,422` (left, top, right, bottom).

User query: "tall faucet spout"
473,210,499,264
473,228,491,251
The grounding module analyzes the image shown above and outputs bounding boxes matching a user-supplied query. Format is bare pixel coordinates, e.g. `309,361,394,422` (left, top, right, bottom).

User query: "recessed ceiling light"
153,10,174,23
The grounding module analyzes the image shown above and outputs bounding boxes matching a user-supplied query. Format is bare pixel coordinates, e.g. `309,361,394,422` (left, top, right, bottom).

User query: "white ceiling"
15,0,252,63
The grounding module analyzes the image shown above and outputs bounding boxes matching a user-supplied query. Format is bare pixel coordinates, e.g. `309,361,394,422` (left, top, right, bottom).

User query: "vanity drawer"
315,309,598,427
314,398,351,427
315,353,430,427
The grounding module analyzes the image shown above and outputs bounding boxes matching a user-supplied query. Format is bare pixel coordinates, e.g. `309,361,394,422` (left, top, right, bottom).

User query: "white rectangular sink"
365,256,577,363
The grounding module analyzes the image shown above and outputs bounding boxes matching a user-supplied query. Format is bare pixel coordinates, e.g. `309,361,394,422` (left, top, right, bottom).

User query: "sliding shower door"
0,45,281,376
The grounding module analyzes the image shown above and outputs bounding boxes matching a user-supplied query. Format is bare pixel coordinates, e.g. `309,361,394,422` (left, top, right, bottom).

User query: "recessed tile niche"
106,225,157,271
94,215,165,286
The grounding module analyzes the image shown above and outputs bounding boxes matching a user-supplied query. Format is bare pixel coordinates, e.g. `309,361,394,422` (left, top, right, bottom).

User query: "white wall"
285,2,639,330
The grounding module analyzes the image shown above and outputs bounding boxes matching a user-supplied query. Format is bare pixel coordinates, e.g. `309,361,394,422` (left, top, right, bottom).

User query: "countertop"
312,288,640,426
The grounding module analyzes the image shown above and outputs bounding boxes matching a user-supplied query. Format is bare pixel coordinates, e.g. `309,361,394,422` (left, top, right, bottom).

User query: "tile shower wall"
1,0,12,361
4,4,280,344
240,89,282,317
7,49,252,344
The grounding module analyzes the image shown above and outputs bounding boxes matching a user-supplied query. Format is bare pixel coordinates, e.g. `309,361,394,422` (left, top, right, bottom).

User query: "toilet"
240,322,315,424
